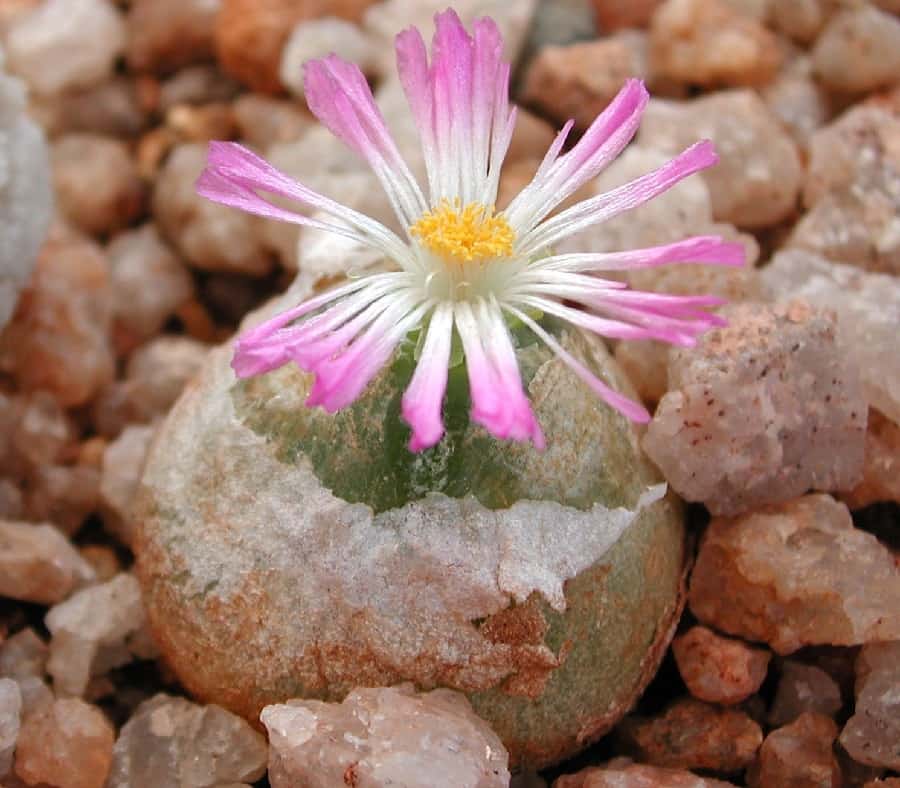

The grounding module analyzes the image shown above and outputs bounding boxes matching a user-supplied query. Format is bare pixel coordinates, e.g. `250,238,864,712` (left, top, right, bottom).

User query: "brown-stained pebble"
555,760,737,787
0,521,95,605
619,697,763,772
591,0,662,31
0,628,48,681
52,134,145,236
107,224,195,350
747,713,842,788
24,464,100,536
689,495,900,654
231,93,312,148
672,626,770,705
522,32,649,131
157,64,242,112
14,697,114,788
840,641,900,771
78,545,121,583
649,0,781,88
768,660,843,727
0,677,21,776
0,225,114,408
125,0,221,75
165,102,236,142
841,409,900,509
812,6,900,94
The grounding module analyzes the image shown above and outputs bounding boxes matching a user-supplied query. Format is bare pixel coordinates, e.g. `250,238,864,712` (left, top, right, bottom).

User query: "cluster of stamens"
410,198,515,264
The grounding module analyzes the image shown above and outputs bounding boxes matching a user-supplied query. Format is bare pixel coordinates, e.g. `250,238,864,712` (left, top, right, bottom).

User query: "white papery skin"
196,9,744,452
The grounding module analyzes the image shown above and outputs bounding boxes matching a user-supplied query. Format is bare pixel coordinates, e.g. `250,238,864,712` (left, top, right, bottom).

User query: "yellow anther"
410,198,515,264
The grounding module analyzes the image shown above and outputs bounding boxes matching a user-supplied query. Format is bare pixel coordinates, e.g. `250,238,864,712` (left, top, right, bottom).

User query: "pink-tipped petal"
521,140,719,255
402,303,454,451
506,306,651,424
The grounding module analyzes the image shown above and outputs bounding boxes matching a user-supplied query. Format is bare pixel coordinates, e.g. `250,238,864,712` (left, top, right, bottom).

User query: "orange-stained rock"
747,713,842,788
214,0,378,93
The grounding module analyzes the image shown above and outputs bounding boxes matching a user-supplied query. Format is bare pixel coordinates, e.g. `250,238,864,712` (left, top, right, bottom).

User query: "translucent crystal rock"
789,105,900,275
135,286,686,769
619,697,762,772
555,760,737,787
153,143,272,276
689,494,900,654
0,521,95,604
14,697,114,788
522,32,649,132
106,693,267,787
672,625,770,705
51,134,144,237
643,302,866,516
747,713,842,788
107,225,195,346
0,629,48,681
24,464,101,536
11,390,75,470
5,0,125,94
648,0,781,88
767,660,843,727
125,336,208,422
762,251,900,424
841,409,900,509
279,17,376,97
262,685,509,787
761,57,829,151
0,678,21,776
0,62,51,331
812,6,900,94
0,225,114,408
215,0,376,93
638,92,801,229
100,424,155,547
840,641,900,770
45,573,152,697
126,0,220,75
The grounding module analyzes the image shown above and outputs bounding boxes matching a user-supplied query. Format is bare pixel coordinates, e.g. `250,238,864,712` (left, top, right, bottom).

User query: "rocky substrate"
0,0,898,786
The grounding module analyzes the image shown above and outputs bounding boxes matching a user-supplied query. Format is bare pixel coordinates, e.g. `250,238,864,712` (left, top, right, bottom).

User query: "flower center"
410,198,515,264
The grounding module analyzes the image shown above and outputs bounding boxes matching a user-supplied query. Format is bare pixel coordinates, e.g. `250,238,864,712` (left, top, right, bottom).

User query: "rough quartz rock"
135,285,686,769
5,0,125,94
0,678,21,776
762,252,900,424
45,573,153,697
126,0,220,74
841,409,900,508
521,32,648,131
107,225,195,347
638,92,801,229
14,697,114,788
8,390,75,470
619,698,762,772
768,660,843,727
279,17,376,98
153,143,272,276
672,625,770,705
100,424,155,547
840,641,900,770
761,58,829,150
0,63,51,331
106,693,267,787
648,0,781,88
787,106,900,275
215,0,376,93
689,494,900,654
747,713,842,788
0,225,114,408
262,685,509,787
0,521,95,605
0,629,48,681
51,134,145,237
555,761,736,787
643,302,866,516
23,464,101,536
812,6,900,94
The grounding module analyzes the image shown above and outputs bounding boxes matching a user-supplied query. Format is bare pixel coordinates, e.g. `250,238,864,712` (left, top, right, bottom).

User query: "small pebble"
747,712,842,788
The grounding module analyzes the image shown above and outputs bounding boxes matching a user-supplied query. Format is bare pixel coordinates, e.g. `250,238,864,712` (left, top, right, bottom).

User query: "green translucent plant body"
136,321,685,770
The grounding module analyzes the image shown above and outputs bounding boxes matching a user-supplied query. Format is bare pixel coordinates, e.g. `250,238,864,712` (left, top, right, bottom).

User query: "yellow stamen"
410,198,515,263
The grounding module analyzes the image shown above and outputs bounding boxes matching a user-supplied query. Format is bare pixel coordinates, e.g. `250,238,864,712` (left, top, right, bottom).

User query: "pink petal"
401,303,454,451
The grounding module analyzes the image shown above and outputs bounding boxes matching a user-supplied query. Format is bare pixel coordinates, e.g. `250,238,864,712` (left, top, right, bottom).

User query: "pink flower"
196,9,744,453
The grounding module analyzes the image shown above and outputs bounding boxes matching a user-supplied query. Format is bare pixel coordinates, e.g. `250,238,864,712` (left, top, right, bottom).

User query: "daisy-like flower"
196,9,744,453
